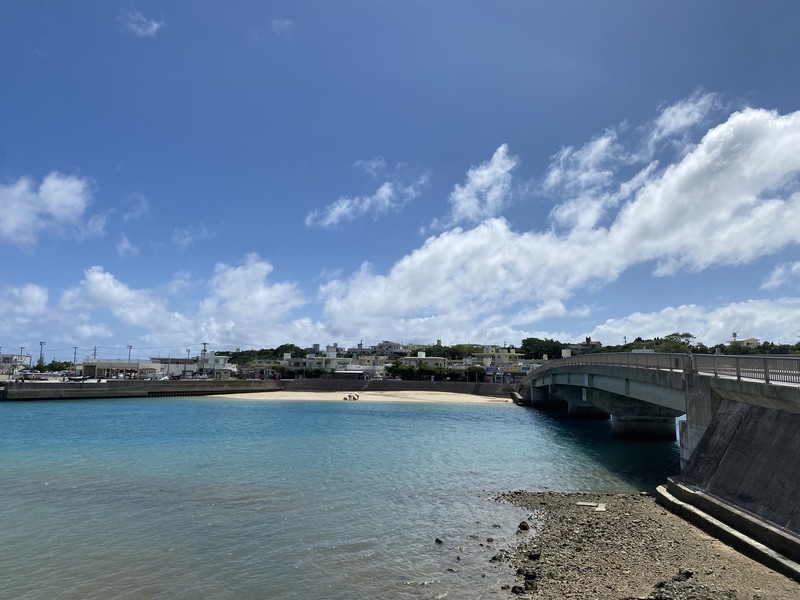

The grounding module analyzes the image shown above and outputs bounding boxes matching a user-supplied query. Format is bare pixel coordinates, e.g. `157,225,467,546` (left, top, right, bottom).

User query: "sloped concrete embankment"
656,398,800,581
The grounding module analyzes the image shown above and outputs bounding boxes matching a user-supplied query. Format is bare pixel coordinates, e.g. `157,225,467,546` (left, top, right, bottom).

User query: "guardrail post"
763,358,770,384
735,358,741,381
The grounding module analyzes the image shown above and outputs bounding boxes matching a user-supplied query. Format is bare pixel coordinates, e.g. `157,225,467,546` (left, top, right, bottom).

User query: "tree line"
222,335,800,370
516,333,800,359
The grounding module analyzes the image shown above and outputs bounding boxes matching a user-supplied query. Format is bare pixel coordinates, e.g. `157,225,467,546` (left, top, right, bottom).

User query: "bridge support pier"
529,385,546,405
610,414,677,440
527,384,568,409
567,387,610,419
583,389,681,441
550,385,609,418
681,373,718,467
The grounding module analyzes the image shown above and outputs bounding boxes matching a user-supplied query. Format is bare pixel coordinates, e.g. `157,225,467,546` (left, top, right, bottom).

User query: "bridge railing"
693,354,800,385
531,352,686,375
530,352,800,386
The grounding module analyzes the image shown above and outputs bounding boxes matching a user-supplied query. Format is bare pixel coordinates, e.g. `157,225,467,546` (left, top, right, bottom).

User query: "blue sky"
3,1,800,362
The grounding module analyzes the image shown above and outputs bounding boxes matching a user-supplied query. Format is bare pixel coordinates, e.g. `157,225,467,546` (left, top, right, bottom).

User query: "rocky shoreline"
493,490,798,599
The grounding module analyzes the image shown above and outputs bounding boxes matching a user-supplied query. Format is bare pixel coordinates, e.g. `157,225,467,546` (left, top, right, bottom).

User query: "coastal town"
0,338,579,383
0,332,785,384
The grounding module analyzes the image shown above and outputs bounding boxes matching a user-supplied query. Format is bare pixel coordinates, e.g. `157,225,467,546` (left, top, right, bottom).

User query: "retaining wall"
677,398,800,539
0,379,512,401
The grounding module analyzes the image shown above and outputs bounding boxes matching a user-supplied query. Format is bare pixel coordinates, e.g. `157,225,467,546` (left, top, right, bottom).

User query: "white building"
80,359,160,379
0,353,32,376
197,352,236,379
399,351,448,369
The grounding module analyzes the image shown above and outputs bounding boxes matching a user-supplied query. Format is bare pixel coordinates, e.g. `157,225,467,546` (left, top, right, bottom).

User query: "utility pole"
184,349,190,378
19,346,24,371
93,346,97,360
73,347,78,367
202,342,208,376
39,341,45,369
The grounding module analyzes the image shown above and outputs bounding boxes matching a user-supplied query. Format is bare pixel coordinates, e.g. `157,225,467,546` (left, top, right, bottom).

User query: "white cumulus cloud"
761,262,800,290
0,284,49,323
434,144,519,229
0,172,95,247
60,266,173,327
192,255,308,346
589,299,800,347
319,99,800,345
646,90,718,153
116,234,139,258
306,171,429,228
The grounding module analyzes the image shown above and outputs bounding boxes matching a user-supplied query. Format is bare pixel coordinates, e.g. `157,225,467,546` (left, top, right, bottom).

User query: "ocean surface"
0,397,679,599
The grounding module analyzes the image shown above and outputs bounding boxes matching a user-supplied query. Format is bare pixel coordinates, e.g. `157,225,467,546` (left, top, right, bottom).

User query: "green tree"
658,332,696,353
274,343,306,359
45,360,73,372
423,344,483,360
520,337,565,360
303,368,328,379
415,364,442,381
464,365,486,382
226,343,309,365
385,364,415,380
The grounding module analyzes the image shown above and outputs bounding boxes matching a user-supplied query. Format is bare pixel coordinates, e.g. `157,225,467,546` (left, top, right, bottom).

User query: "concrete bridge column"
528,385,546,405
610,413,677,440
527,384,571,410
681,372,718,467
584,389,681,441
556,386,610,419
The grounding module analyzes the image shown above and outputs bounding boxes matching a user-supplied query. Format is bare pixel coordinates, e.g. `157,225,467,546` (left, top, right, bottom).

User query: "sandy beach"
214,389,513,403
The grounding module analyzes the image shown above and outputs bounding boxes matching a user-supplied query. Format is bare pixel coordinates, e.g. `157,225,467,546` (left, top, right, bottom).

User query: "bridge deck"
525,352,800,387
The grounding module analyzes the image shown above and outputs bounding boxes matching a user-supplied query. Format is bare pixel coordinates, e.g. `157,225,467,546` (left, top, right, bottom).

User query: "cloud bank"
320,99,800,345
6,94,800,350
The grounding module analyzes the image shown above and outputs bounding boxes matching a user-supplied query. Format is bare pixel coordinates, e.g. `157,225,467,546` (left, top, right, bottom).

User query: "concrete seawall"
655,397,800,576
677,398,800,536
0,379,512,401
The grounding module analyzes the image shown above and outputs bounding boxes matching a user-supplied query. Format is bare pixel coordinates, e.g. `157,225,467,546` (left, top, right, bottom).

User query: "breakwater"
0,378,513,401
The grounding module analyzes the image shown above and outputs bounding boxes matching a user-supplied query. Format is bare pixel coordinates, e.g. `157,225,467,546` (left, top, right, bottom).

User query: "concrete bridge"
520,352,800,462
519,352,800,579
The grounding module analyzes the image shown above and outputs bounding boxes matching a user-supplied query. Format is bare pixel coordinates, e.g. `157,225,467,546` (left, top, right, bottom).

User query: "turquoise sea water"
0,398,679,599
